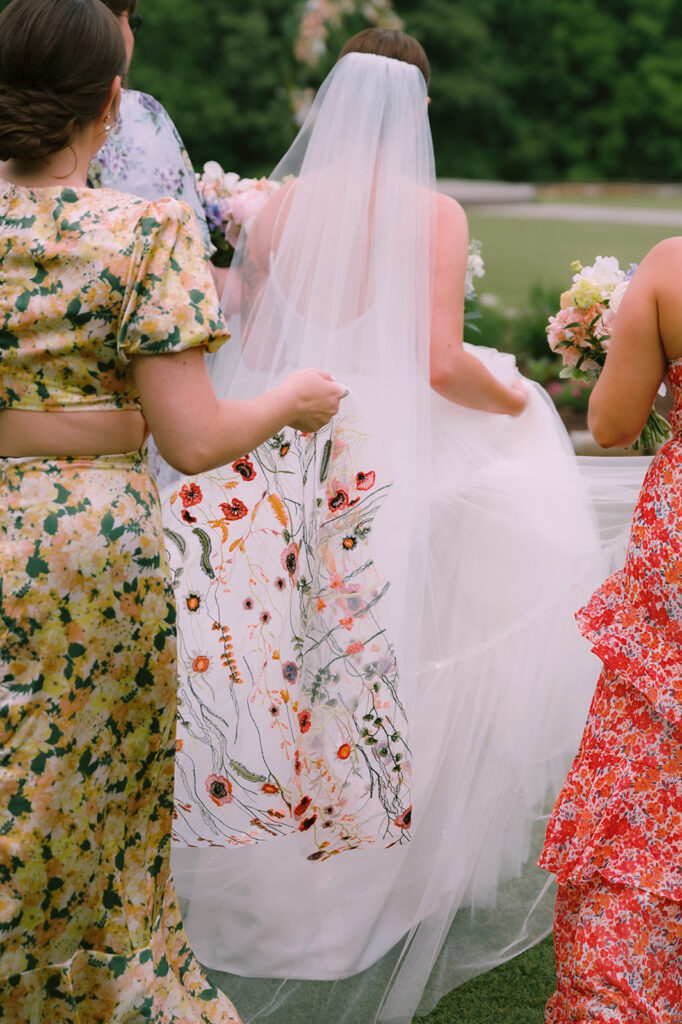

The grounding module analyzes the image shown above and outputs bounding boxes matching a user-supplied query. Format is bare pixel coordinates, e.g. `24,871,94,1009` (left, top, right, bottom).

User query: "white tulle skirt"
166,346,648,1024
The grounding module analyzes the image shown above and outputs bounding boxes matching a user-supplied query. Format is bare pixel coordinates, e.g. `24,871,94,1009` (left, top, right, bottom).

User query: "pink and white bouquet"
547,256,670,450
196,162,283,266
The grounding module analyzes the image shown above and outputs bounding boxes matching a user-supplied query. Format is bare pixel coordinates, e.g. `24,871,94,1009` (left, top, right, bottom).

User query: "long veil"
162,52,650,1023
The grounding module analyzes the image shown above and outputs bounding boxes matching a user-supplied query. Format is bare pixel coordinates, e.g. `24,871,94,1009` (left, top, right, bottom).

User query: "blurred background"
128,0,682,435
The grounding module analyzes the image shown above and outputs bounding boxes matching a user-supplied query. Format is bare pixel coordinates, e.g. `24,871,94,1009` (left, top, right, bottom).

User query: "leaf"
192,528,215,579
163,528,187,556
229,759,267,783
268,493,289,528
319,438,332,483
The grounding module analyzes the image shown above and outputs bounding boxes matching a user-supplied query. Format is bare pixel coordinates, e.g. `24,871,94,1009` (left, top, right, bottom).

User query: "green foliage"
6,0,682,180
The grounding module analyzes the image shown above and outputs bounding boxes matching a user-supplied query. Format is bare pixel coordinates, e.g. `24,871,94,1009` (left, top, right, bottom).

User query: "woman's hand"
277,368,345,432
506,379,529,417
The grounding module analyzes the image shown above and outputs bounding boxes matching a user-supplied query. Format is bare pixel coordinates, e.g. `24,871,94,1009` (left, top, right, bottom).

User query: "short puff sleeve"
117,197,229,363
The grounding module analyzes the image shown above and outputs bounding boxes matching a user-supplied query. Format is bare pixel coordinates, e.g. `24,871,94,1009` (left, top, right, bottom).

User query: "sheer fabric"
164,52,650,1023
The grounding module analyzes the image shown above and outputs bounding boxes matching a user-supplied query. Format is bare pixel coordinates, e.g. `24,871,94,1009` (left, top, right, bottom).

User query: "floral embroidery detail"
180,482,203,508
205,774,233,806
168,415,412,859
220,498,248,521
232,456,256,481
192,655,210,673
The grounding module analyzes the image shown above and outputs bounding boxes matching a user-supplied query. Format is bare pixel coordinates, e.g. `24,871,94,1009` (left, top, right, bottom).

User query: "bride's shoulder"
434,192,467,249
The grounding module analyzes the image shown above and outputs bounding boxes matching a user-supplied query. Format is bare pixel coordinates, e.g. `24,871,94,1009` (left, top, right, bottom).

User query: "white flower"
608,279,629,315
572,256,626,298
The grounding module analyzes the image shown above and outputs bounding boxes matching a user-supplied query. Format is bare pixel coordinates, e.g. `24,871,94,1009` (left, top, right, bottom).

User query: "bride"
162,28,647,1024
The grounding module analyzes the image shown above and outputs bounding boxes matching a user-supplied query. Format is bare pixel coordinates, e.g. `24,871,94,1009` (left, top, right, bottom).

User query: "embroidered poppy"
328,489,349,512
346,641,364,655
269,704,279,716
299,814,317,831
275,576,286,590
294,750,302,775
281,541,299,579
282,661,298,683
232,456,256,481
181,509,197,525
280,442,290,457
180,482,203,508
262,782,279,794
307,850,324,861
298,709,312,733
220,498,248,521
268,809,286,818
205,774,233,806
261,611,271,624
186,594,200,612
337,743,351,760
342,536,357,550
192,655,209,673
243,597,253,610
394,806,412,829
356,471,376,490
294,795,311,817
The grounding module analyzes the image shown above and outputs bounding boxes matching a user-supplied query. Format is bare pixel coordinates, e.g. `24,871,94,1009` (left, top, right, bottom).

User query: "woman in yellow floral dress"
0,1,343,1020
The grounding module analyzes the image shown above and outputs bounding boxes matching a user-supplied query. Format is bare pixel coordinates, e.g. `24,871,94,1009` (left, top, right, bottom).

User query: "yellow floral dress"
0,183,240,1023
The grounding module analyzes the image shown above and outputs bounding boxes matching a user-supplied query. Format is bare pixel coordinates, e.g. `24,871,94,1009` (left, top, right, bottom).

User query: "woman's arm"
430,194,527,416
588,242,673,448
132,348,343,475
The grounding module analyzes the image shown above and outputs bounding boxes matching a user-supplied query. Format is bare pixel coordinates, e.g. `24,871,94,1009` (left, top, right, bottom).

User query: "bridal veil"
164,50,648,1023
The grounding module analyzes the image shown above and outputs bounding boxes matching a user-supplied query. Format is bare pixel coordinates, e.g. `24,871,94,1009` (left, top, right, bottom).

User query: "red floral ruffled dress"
540,357,682,1020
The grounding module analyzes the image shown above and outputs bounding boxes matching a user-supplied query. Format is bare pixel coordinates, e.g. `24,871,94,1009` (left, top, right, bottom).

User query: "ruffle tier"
575,565,681,732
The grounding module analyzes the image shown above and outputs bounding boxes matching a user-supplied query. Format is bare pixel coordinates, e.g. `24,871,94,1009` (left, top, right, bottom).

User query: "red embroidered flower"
343,536,357,550
186,594,201,612
394,806,412,829
205,774,233,806
299,814,317,831
298,709,312,733
337,743,351,760
294,795,311,817
180,482,203,508
232,456,256,481
280,442,290,457
328,489,349,512
346,641,364,655
220,498,248,521
192,655,210,673
181,509,197,525
356,471,376,490
262,782,279,794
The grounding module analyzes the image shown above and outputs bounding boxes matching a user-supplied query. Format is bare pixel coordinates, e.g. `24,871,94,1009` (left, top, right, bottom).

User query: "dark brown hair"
0,0,127,162
99,0,137,16
338,28,430,87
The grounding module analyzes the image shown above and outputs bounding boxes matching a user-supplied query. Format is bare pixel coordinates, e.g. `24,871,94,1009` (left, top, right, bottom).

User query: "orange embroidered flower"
346,641,364,655
298,709,312,733
192,655,209,673
261,782,279,794
343,536,357,550
337,743,351,760
180,482,202,508
394,806,412,829
294,795,311,817
339,617,353,630
186,593,200,612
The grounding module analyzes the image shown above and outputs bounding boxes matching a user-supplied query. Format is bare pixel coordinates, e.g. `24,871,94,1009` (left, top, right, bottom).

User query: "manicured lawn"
466,211,674,308
415,936,556,1024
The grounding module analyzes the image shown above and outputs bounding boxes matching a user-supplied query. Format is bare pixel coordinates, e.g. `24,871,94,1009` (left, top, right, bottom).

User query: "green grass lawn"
466,211,674,308
416,937,556,1024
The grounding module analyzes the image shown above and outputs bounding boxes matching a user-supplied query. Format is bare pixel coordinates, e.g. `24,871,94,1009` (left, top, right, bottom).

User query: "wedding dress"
162,52,648,1023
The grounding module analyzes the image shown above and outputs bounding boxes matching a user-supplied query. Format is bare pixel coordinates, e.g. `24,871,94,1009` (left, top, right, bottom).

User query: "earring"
103,111,115,134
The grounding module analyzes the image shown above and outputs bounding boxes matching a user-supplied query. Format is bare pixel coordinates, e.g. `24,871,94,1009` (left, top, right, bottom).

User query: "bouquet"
464,238,485,335
196,162,284,267
547,256,671,450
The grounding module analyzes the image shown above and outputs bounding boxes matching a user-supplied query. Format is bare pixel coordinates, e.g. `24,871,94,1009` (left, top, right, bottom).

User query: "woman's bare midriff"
0,408,148,457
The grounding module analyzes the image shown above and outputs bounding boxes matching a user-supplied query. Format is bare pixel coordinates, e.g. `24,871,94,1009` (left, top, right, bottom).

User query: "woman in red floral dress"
540,238,682,1022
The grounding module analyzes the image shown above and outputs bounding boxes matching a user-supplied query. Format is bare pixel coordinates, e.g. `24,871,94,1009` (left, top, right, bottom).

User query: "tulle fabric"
164,51,651,1024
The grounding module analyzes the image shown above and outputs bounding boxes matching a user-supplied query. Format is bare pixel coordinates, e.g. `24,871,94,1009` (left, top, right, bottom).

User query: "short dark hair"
0,0,127,161
338,28,430,87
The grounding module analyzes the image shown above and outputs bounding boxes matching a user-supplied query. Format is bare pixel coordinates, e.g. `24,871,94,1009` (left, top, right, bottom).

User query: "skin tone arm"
430,193,527,416
132,349,343,475
588,237,682,448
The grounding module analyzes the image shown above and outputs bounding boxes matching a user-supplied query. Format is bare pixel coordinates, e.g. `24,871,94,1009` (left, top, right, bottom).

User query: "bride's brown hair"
338,28,430,87
0,0,126,162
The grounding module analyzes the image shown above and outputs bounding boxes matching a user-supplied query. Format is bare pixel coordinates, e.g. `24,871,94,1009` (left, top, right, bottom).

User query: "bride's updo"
0,0,126,162
338,28,430,86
